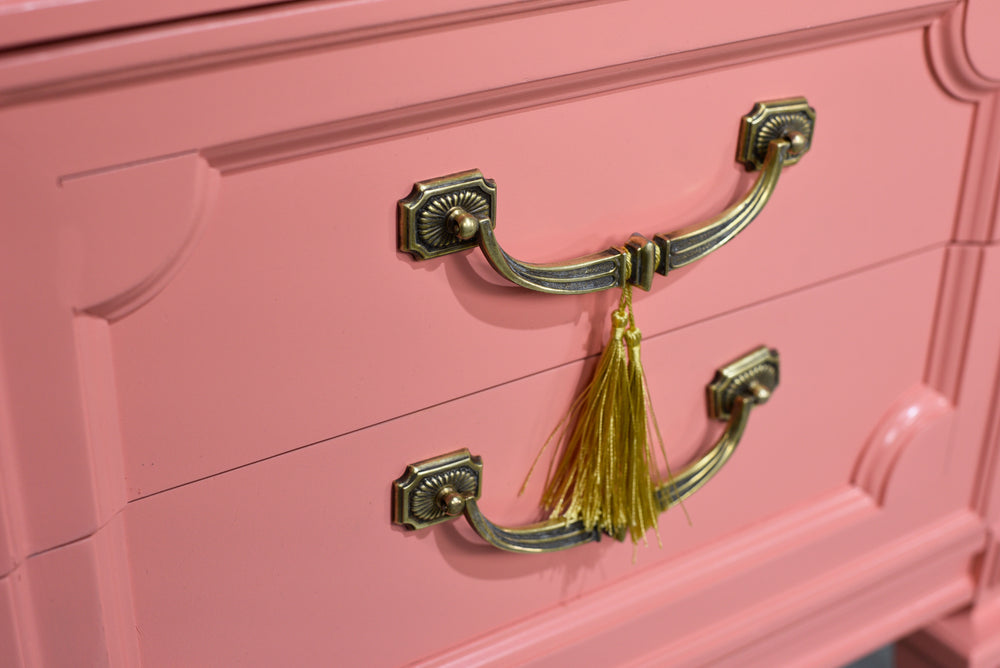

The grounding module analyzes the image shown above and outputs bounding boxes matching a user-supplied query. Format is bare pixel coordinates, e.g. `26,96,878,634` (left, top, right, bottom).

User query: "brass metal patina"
392,347,780,553
393,450,483,531
398,98,815,294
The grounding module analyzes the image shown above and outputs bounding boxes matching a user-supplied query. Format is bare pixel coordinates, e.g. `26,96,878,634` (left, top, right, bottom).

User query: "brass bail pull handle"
392,347,779,553
398,98,814,294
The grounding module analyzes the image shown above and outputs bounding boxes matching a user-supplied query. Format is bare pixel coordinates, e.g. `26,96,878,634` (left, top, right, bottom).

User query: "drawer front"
78,28,966,499
120,248,962,667
3,2,1000,666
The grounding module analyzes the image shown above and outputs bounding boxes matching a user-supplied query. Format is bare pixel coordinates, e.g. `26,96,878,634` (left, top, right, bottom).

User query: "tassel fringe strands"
524,281,680,545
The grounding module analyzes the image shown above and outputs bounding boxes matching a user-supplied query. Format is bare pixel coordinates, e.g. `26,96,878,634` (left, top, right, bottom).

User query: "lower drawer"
117,245,985,666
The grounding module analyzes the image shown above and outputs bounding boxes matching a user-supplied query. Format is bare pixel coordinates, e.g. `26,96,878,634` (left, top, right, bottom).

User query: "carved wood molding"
0,516,140,667
0,151,218,572
852,384,954,506
926,2,1000,102
0,2,951,109
60,152,220,321
925,246,985,399
204,3,950,173
925,3,1000,242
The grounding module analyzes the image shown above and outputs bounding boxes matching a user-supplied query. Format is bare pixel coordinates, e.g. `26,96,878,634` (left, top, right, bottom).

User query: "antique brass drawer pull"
398,98,814,294
392,346,779,553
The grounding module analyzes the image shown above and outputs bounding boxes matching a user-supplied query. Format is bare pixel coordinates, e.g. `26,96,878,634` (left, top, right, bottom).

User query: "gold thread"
525,247,681,545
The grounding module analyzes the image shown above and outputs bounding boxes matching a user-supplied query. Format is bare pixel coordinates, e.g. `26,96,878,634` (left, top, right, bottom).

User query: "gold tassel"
523,279,678,544
624,318,689,544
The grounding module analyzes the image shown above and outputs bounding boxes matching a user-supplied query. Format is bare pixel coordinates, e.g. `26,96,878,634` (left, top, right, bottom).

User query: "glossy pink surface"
900,243,1000,668
122,251,949,666
964,0,1000,82
0,576,23,666
99,28,968,499
2,1,1000,666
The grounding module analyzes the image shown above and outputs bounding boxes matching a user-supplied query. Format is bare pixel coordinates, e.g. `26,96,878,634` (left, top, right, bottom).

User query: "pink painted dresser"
2,1,1000,666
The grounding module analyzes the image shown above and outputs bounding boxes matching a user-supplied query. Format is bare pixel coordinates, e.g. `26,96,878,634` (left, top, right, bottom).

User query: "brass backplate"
737,98,816,170
707,346,780,420
393,449,483,530
398,170,497,260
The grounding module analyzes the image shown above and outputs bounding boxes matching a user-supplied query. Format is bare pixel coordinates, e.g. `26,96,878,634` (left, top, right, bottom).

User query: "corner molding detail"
61,152,220,321
2,517,141,667
963,0,1000,84
926,2,1000,101
853,385,953,505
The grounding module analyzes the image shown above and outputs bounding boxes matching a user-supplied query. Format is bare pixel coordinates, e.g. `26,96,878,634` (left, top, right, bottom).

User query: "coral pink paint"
1,1,1000,666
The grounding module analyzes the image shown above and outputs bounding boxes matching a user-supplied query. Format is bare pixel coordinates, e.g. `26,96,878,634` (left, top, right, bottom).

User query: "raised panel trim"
0,2,951,109
926,2,1000,102
852,384,953,505
60,151,220,322
204,4,949,174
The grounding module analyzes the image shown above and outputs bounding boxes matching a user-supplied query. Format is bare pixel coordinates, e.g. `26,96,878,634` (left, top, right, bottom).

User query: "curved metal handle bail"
392,346,779,553
398,98,814,294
